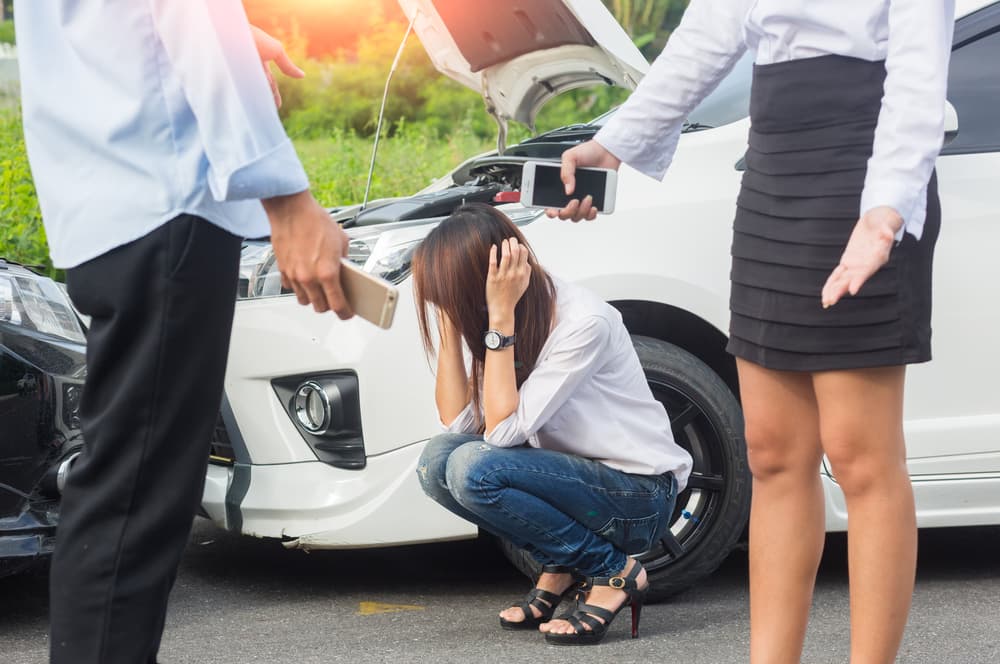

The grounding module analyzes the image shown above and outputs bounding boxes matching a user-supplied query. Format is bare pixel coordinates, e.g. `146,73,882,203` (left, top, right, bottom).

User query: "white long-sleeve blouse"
442,279,694,488
595,0,957,241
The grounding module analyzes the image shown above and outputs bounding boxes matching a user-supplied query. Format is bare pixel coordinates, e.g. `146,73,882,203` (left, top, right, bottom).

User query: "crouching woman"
412,203,692,645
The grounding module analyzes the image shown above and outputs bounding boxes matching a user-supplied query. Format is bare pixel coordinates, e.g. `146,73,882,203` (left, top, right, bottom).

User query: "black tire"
499,336,750,602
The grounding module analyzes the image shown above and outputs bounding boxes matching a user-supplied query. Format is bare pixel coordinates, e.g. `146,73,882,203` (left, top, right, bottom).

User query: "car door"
905,3,1000,477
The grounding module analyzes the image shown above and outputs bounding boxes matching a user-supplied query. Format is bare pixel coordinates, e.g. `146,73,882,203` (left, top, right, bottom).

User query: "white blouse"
443,279,693,487
595,0,957,241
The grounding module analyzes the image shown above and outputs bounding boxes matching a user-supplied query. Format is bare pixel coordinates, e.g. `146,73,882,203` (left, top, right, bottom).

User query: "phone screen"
529,164,607,210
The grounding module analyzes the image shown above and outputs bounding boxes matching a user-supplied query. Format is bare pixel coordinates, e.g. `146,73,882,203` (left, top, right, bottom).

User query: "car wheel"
499,335,750,602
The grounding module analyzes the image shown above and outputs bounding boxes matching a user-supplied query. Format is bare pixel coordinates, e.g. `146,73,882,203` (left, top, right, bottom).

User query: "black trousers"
51,216,241,663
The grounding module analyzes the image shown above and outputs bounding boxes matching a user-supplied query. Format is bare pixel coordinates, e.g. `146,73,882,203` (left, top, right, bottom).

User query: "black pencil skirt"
727,55,941,372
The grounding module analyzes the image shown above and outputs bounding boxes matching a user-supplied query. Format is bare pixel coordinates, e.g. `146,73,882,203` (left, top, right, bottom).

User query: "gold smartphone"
339,258,399,329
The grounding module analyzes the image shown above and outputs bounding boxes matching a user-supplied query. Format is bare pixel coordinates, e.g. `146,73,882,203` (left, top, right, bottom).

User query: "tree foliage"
1,1,692,274
609,0,686,54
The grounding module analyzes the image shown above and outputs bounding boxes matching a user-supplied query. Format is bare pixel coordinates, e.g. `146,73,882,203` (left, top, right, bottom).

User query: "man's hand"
821,206,904,308
250,25,305,108
546,140,621,222
262,191,353,318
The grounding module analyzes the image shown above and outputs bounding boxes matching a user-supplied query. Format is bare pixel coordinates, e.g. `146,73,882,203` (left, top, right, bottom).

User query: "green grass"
298,124,493,206
0,110,493,276
0,21,14,46
0,110,49,275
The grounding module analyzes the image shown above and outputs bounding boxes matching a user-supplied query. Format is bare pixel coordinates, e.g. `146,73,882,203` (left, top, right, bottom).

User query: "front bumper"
204,290,477,548
0,502,58,576
201,441,476,548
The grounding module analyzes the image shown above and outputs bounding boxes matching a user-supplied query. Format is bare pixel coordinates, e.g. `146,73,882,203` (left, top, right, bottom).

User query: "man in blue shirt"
14,2,353,661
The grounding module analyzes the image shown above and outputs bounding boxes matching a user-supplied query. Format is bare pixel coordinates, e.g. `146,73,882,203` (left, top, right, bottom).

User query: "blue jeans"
417,433,678,578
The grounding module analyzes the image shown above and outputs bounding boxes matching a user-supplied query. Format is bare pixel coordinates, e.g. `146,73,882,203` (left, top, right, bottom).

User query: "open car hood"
397,0,649,148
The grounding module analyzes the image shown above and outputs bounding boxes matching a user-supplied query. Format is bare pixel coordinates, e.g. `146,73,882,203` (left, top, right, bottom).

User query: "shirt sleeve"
594,0,750,180
439,402,479,434
860,0,956,241
485,316,612,448
150,0,309,202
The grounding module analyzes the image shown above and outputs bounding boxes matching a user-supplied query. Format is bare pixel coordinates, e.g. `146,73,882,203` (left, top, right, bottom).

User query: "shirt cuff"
859,181,925,242
483,411,527,448
594,124,677,182
209,138,310,202
439,402,477,434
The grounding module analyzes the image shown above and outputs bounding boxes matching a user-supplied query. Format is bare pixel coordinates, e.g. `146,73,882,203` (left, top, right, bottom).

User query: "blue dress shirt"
14,0,310,268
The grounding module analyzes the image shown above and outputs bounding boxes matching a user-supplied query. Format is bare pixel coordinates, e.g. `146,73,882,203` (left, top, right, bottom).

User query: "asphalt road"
2,519,998,664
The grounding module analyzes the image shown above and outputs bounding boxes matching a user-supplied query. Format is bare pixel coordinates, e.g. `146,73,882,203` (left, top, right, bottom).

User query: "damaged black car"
0,259,85,577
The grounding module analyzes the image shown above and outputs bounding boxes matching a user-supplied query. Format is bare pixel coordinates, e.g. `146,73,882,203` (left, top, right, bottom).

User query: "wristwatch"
483,329,516,351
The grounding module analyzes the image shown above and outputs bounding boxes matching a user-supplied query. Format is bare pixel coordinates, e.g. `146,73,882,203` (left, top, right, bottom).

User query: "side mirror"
944,100,959,145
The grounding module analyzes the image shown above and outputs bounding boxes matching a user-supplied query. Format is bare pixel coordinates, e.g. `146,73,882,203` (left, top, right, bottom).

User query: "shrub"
0,109,493,278
276,19,630,143
0,20,14,46
0,110,52,276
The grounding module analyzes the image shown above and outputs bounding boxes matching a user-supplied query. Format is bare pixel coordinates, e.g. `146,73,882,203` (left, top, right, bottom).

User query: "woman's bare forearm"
483,312,519,433
482,239,528,433
435,315,471,426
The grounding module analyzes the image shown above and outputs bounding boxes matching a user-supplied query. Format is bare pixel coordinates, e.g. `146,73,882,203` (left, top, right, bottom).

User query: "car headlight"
236,207,544,301
0,267,85,343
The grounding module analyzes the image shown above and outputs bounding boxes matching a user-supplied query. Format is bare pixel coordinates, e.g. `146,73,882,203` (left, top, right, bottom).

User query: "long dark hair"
412,203,556,424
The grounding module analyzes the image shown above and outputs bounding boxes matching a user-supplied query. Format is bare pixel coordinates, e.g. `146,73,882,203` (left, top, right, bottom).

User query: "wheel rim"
637,378,732,571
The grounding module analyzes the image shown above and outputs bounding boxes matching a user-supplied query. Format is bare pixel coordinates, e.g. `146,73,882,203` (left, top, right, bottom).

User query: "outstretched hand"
486,238,532,323
263,191,353,318
251,25,305,108
821,206,904,308
546,140,621,222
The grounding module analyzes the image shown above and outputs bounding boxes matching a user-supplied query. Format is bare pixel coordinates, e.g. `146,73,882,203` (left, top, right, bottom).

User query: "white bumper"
202,441,477,548
202,289,478,548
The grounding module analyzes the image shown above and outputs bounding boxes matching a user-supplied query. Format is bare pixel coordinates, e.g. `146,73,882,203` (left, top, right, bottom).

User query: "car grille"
208,413,235,465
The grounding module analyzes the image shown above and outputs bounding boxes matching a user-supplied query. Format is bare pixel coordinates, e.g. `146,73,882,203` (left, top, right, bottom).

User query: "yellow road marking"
358,601,425,616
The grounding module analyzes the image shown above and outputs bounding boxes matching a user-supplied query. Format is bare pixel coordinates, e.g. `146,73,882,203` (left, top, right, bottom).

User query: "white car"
201,0,1000,599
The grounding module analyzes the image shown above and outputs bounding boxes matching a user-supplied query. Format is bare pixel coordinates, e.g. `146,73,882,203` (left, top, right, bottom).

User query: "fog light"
293,381,331,434
273,372,365,470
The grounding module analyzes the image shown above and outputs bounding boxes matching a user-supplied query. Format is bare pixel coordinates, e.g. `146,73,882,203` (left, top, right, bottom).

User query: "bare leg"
814,366,913,664
739,359,826,664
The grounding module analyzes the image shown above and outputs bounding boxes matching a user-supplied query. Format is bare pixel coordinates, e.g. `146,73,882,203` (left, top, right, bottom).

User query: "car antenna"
362,15,417,211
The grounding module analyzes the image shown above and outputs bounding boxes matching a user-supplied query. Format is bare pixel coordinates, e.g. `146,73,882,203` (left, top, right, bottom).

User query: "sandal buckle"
609,576,626,589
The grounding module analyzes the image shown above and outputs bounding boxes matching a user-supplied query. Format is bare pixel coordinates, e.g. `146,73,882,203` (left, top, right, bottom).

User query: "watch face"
484,331,501,350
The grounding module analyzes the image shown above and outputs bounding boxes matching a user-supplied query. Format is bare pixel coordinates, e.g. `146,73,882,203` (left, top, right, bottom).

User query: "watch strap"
484,329,516,350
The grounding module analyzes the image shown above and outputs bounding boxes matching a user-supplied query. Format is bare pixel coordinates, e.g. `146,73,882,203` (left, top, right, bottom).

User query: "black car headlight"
0,266,85,344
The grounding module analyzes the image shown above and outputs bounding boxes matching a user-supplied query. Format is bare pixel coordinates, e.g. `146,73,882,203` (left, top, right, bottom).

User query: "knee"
824,433,905,498
416,433,469,500
745,418,821,482
443,441,500,507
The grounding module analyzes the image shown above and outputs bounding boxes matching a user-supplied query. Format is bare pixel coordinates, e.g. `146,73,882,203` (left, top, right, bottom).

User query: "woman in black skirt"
550,1,955,661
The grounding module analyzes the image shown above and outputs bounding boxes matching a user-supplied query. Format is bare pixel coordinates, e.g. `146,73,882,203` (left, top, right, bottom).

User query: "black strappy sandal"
499,565,585,631
543,561,648,646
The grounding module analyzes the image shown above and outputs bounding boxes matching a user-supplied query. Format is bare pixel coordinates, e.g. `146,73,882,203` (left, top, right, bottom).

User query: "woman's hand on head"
821,206,903,308
546,140,621,222
486,238,532,325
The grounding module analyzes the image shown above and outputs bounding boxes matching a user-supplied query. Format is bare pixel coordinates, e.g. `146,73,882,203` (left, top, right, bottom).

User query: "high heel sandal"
543,560,648,646
499,565,585,631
